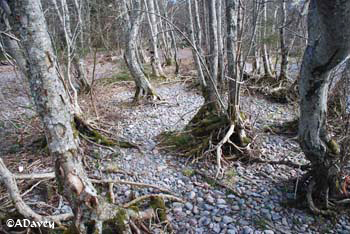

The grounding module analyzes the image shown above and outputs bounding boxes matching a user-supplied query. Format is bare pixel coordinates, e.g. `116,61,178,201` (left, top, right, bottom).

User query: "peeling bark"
9,0,99,232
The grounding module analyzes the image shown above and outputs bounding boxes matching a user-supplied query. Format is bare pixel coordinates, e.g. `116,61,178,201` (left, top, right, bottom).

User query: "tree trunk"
261,1,273,78
206,0,219,111
279,0,288,80
144,0,165,78
126,0,159,101
299,0,350,206
188,0,206,90
9,0,99,232
216,0,224,92
226,0,238,118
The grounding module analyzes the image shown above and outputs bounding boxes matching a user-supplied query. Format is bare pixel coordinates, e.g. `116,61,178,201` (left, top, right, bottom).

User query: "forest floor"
0,53,350,234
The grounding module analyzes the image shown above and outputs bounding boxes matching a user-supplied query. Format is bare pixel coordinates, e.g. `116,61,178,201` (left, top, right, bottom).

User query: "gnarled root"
74,115,137,149
158,105,253,173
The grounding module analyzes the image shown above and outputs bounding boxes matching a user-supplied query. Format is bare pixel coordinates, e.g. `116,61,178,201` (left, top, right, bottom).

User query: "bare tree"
144,0,166,78
125,0,160,101
299,0,350,214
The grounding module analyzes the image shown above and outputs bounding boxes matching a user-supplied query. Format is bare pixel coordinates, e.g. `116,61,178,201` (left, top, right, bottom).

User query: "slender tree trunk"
206,0,220,110
261,1,273,78
144,0,165,78
188,0,206,90
279,0,288,80
126,0,159,101
299,0,350,204
216,0,224,92
226,0,238,118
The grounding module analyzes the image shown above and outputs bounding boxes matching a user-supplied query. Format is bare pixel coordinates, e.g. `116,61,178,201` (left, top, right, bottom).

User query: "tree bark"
144,0,165,78
206,0,219,110
226,0,238,119
126,0,159,101
299,0,350,197
9,0,99,232
261,1,273,78
279,0,288,80
188,0,206,90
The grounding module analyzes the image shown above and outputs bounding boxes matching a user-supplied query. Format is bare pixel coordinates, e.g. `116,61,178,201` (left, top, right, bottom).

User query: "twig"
108,183,115,204
90,178,172,194
79,133,117,152
123,194,184,208
194,170,245,198
0,159,73,226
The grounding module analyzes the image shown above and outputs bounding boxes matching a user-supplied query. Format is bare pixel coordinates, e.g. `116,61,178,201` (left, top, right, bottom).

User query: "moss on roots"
73,116,136,148
158,105,252,161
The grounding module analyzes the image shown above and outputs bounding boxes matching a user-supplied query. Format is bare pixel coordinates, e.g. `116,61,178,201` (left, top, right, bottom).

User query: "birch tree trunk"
206,0,220,111
299,0,350,207
188,0,206,90
144,0,165,78
9,0,99,231
279,0,288,80
261,1,273,78
125,0,159,101
216,0,225,92
226,0,238,118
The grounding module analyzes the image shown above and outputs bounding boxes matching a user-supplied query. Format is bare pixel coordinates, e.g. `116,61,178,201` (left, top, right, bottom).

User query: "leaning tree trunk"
9,0,99,232
9,1,161,233
125,0,159,101
299,0,350,214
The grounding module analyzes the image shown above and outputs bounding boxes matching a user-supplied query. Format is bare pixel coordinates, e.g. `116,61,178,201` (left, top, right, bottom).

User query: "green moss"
115,208,128,232
165,58,172,66
327,139,340,155
242,136,251,145
150,197,167,222
182,168,195,177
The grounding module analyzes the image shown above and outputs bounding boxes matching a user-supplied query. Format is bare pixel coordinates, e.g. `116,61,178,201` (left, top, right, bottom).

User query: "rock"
227,229,237,234
199,217,210,226
232,205,240,211
188,191,196,200
213,216,222,222
263,230,274,234
189,218,197,226
217,198,226,204
172,202,183,208
222,216,234,224
243,226,254,234
212,223,221,233
193,206,199,214
203,204,214,210
206,195,215,204
185,202,193,211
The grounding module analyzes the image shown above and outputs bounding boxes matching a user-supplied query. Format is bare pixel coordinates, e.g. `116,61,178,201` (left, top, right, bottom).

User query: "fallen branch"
90,178,172,194
123,194,184,208
0,159,73,227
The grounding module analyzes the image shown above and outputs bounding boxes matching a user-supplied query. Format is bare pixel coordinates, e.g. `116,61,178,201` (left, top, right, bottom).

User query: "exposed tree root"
133,86,161,103
158,105,253,176
1,159,175,233
248,75,298,103
73,115,138,149
0,159,73,228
